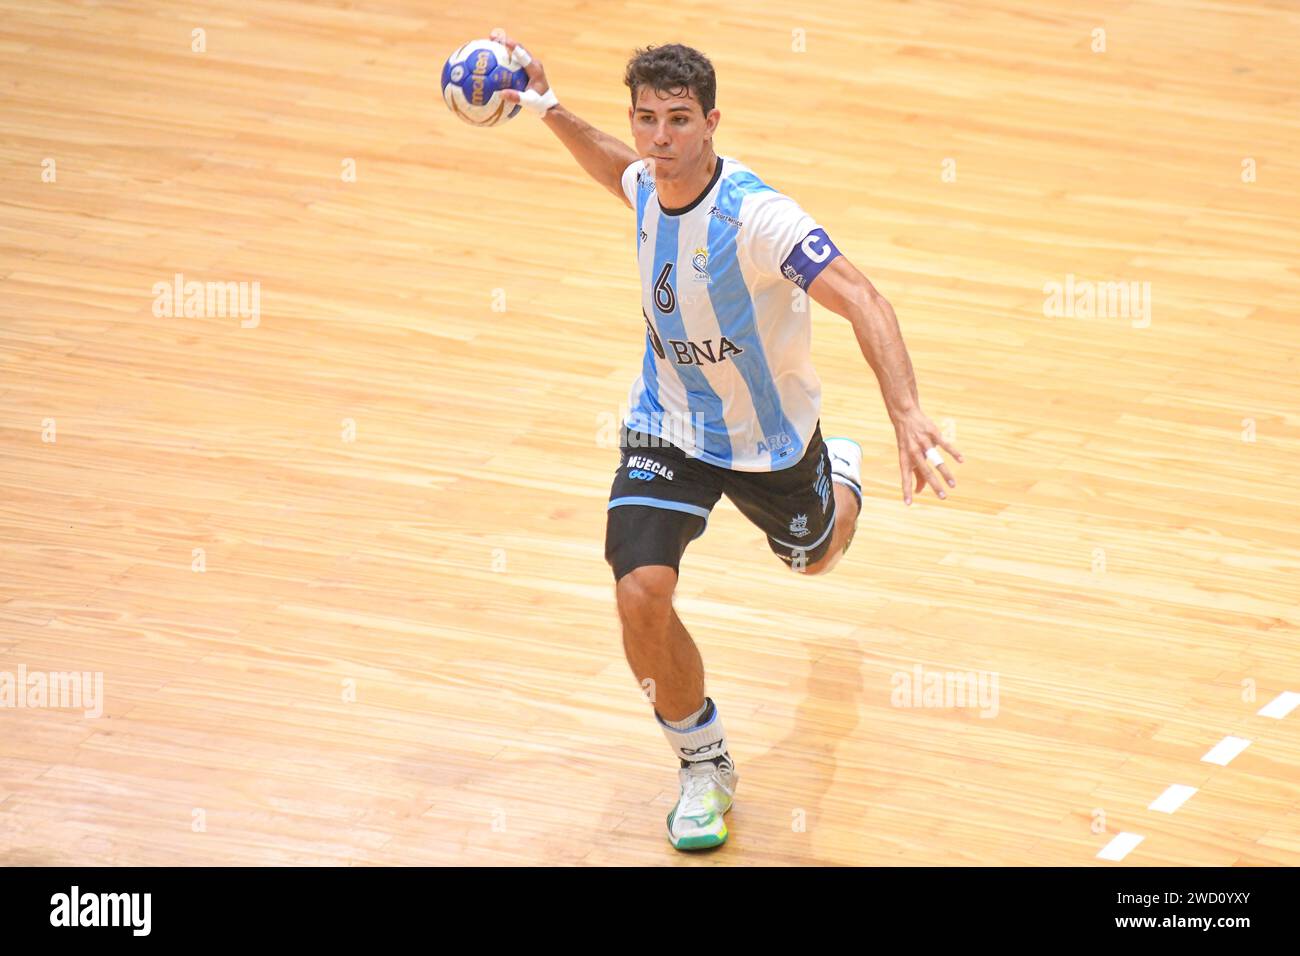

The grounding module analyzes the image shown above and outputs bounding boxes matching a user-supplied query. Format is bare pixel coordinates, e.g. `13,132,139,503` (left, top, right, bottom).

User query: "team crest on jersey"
789,514,810,538
691,247,710,282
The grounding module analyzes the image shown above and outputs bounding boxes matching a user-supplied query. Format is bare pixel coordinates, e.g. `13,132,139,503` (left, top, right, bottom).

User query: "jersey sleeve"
744,192,841,290
621,159,646,207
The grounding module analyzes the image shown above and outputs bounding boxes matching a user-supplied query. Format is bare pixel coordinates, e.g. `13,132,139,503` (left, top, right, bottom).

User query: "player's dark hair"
624,44,716,115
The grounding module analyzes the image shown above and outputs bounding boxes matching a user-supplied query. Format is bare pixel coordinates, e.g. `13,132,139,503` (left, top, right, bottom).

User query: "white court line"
1257,691,1300,719
1148,784,1198,813
1092,692,1293,862
1097,832,1144,862
1201,735,1251,766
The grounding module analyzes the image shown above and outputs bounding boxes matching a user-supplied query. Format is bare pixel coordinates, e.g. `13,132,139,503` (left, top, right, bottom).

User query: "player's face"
628,86,720,180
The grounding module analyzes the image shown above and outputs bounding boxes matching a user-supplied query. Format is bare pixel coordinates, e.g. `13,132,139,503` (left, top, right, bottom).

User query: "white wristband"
518,87,558,116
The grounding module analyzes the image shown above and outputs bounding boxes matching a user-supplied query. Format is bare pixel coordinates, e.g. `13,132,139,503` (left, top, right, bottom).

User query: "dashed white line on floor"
1148,784,1198,813
1201,736,1251,766
1097,831,1145,861
1257,691,1300,719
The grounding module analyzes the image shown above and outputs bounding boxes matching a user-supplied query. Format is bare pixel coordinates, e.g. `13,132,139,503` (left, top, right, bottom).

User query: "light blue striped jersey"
621,154,841,472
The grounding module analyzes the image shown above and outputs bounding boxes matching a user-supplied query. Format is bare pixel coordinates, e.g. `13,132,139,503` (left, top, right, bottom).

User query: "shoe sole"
673,829,727,850
667,800,734,851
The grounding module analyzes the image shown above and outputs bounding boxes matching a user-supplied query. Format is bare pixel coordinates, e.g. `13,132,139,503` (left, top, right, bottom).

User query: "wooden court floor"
1,0,1298,865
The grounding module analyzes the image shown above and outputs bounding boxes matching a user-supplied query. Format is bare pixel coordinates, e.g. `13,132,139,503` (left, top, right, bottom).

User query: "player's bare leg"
614,565,703,720
798,436,862,576
800,481,860,575
615,564,737,850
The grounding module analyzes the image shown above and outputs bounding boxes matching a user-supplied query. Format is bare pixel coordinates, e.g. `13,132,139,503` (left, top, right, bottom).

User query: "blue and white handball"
441,39,530,127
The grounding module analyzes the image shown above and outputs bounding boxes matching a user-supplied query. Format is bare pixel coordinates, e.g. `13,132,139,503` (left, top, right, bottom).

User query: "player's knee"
807,557,836,575
791,548,839,576
796,556,829,575
615,565,676,630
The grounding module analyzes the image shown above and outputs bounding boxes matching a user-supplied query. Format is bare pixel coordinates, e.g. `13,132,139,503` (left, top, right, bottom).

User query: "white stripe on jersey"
619,154,841,472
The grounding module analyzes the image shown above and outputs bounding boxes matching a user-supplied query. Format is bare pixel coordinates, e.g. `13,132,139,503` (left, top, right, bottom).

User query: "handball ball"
441,39,529,127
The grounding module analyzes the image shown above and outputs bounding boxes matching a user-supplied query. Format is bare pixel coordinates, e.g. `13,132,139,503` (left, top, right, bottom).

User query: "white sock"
657,697,728,763
660,699,709,730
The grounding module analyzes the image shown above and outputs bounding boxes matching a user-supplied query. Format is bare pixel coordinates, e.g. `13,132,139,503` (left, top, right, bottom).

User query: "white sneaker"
825,437,863,506
666,755,738,850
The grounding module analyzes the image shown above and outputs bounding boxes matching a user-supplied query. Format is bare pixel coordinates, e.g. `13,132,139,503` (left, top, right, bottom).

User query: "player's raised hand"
490,27,551,105
892,407,963,505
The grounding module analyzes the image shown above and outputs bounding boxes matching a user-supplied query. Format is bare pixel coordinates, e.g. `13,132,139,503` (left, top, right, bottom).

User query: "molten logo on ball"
441,40,529,127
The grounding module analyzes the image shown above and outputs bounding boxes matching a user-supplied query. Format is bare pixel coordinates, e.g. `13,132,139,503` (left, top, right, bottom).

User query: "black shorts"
604,422,838,581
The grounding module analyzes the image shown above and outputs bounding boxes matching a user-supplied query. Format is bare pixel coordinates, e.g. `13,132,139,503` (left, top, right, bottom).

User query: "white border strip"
1148,784,1198,813
1097,832,1144,861
1257,691,1300,719
1201,735,1251,766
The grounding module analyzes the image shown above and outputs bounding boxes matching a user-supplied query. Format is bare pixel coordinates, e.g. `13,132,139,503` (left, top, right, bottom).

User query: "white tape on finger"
511,44,533,67
518,88,558,116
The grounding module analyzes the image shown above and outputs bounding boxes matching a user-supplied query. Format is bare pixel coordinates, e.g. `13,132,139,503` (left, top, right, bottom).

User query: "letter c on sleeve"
779,228,841,290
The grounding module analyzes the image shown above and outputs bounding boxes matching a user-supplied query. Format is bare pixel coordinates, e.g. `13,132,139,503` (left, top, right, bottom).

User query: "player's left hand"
891,408,963,505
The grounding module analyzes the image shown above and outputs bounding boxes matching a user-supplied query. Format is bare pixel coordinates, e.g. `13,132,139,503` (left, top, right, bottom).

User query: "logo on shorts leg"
788,514,810,538
627,455,674,481
815,455,831,514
